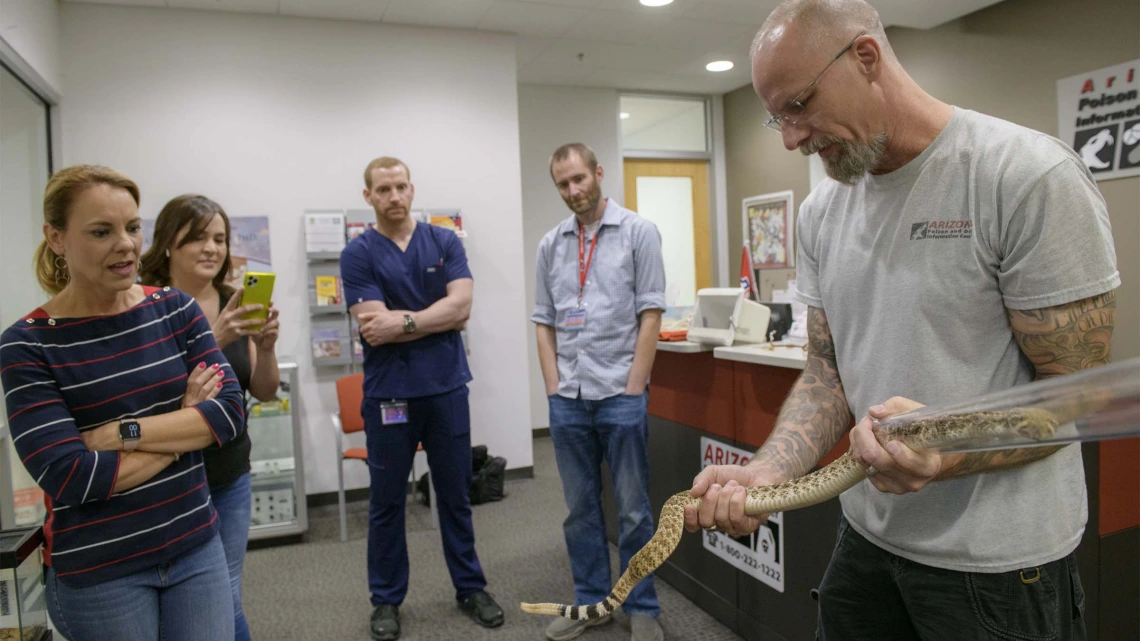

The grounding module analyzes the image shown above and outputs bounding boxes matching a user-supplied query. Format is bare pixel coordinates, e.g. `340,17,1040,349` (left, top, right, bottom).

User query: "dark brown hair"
138,194,234,297
549,143,598,176
35,165,141,295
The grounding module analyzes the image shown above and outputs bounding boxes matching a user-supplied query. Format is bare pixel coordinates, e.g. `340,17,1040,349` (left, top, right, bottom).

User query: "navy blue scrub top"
340,223,472,399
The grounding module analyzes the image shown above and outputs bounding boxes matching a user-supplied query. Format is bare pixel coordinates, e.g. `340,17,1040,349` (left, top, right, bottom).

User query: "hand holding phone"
211,285,267,349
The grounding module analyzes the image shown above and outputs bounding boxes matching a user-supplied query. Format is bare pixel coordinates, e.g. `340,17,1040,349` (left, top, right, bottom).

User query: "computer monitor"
687,288,772,346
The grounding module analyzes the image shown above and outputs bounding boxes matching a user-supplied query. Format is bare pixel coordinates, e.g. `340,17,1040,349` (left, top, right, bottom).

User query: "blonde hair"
35,165,141,295
363,157,411,189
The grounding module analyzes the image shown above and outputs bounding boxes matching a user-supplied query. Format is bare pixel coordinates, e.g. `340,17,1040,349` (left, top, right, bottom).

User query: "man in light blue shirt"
532,143,666,641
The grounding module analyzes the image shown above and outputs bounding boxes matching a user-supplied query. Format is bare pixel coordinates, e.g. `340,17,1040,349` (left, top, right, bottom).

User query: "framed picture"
743,190,794,270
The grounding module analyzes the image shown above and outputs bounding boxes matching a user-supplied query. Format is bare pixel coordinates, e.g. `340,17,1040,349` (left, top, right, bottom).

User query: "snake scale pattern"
521,407,1060,620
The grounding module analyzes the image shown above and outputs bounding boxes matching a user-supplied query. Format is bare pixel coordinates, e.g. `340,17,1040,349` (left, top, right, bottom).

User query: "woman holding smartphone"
0,165,246,640
139,194,279,641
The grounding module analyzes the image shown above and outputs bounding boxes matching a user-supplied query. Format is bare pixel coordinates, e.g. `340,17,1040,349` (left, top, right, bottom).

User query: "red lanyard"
578,221,600,306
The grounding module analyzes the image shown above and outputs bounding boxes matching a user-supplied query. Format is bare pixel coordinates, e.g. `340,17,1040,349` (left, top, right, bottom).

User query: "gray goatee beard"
801,133,888,185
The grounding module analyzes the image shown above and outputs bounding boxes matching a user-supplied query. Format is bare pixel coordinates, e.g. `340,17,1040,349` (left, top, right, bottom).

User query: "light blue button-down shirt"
532,198,666,400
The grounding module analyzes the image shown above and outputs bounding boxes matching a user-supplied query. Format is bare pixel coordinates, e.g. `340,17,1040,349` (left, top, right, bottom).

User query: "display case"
247,360,308,540
0,424,44,531
0,526,50,641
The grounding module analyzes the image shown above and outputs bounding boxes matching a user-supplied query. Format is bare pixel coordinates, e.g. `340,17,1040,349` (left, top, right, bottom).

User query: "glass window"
620,95,708,154
1,62,52,528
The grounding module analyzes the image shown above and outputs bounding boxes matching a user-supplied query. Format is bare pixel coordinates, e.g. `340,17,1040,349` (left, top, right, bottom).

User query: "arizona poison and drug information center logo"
910,220,973,240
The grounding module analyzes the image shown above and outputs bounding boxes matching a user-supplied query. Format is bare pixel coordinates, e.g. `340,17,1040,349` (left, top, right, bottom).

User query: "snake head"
1012,408,1060,441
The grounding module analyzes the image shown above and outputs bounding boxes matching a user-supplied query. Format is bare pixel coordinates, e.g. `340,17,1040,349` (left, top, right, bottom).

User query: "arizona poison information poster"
699,438,786,593
1057,59,1140,182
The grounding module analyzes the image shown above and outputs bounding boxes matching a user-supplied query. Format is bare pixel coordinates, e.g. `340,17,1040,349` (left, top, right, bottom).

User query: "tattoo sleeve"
937,290,1117,480
751,306,853,480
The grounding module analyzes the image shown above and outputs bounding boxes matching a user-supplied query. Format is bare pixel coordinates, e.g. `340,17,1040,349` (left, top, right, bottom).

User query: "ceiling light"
640,0,674,6
706,60,734,72
620,112,631,119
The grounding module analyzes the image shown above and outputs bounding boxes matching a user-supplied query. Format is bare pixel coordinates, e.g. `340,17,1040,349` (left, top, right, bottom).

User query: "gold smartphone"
240,272,276,330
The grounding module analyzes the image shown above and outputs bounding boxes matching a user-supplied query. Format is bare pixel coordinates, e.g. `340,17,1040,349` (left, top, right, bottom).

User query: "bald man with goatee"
685,1,1118,639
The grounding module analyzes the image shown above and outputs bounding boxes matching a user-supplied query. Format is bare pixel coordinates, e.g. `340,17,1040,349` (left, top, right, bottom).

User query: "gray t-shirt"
795,108,1120,572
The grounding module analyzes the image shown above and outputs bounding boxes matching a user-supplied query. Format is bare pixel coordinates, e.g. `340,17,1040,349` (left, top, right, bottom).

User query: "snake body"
521,407,1060,620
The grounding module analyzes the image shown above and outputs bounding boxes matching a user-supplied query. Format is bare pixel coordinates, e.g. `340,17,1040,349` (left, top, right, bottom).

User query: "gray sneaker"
545,614,612,641
630,613,663,641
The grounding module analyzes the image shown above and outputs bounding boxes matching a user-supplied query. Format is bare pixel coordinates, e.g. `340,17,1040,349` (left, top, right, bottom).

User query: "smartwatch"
402,314,417,335
119,419,142,451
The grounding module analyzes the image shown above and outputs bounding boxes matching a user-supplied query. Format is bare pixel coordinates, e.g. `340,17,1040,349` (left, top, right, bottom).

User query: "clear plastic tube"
874,358,1140,453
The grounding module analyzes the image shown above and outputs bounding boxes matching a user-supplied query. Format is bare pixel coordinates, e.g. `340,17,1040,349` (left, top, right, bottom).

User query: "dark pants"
363,385,487,607
818,514,1087,641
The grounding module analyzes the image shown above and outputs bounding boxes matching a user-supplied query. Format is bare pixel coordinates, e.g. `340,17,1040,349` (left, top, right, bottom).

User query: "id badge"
380,401,409,425
565,309,586,331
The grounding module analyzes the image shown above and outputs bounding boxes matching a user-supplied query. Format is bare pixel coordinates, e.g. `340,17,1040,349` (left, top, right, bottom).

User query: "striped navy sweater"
0,286,245,587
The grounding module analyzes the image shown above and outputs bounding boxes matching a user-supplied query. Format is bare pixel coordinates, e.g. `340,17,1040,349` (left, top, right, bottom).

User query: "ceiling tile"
517,61,596,85
516,36,558,66
63,0,168,6
641,17,753,51
279,0,390,21
168,0,280,13
478,1,587,37
537,38,696,73
562,7,672,44
683,0,775,26
593,0,703,17
382,0,495,29
519,0,603,7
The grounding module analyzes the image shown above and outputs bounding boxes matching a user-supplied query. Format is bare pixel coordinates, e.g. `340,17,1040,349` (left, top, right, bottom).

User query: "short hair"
363,157,411,189
751,0,896,62
549,143,598,175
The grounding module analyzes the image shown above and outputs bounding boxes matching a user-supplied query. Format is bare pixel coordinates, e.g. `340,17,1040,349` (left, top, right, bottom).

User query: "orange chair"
332,373,434,542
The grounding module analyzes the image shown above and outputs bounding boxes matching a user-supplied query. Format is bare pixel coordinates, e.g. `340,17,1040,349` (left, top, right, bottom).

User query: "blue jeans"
548,391,660,617
212,472,252,641
46,534,234,641
363,385,488,606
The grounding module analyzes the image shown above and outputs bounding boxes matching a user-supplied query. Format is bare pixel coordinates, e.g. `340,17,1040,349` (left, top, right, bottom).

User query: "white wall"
59,3,533,494
0,0,61,98
517,84,622,430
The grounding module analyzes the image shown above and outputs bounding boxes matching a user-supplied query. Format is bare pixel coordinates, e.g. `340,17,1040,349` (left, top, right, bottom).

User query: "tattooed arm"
934,290,1117,479
748,306,853,480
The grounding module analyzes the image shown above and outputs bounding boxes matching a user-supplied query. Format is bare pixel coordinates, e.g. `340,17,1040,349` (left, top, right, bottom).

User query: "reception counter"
599,341,1139,641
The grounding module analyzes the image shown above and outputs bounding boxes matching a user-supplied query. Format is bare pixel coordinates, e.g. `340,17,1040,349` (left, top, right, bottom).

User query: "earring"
165,249,170,258
54,255,70,288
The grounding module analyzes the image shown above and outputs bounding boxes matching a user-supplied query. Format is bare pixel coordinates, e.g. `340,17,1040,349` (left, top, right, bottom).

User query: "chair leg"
428,467,438,530
337,456,347,543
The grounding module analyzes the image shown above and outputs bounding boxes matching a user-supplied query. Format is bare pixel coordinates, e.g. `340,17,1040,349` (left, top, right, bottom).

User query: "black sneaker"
459,590,505,628
370,604,400,640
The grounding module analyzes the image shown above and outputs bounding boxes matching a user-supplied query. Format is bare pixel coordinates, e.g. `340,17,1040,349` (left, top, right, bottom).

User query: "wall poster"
743,190,794,270
1057,59,1140,181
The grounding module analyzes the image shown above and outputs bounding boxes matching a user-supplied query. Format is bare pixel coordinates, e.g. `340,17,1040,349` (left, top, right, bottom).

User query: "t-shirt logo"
910,220,972,240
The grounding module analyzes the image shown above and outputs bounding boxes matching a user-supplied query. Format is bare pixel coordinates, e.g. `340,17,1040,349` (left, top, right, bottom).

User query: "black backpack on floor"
416,445,507,507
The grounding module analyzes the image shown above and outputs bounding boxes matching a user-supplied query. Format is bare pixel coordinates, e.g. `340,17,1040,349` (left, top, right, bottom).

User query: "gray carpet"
243,436,743,641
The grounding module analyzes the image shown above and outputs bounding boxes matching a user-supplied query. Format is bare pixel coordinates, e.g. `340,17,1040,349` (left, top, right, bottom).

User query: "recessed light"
706,60,734,72
640,0,674,6
620,112,631,119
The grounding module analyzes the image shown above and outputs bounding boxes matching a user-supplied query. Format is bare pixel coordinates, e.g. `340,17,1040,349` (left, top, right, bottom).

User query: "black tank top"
202,290,253,490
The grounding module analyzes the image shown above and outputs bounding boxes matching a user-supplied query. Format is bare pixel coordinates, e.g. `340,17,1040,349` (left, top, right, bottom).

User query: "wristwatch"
119,419,142,451
402,314,417,335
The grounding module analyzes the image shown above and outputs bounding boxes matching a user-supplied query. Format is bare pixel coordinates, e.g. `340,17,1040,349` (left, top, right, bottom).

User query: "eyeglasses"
763,32,865,132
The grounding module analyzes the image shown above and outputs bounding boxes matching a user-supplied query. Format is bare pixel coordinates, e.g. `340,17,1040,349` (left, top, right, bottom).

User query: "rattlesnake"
521,407,1060,620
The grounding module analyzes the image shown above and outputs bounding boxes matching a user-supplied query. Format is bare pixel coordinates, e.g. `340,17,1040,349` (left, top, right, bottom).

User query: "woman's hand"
251,304,280,354
182,362,224,409
212,287,264,349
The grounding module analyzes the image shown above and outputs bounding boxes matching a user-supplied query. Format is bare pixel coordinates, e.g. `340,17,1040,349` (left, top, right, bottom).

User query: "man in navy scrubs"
341,156,504,641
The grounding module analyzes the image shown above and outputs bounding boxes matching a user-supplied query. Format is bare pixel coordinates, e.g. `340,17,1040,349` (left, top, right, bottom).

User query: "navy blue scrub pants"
363,385,488,607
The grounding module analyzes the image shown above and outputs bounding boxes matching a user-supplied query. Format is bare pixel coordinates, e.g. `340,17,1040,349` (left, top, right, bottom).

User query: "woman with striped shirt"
0,165,245,640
